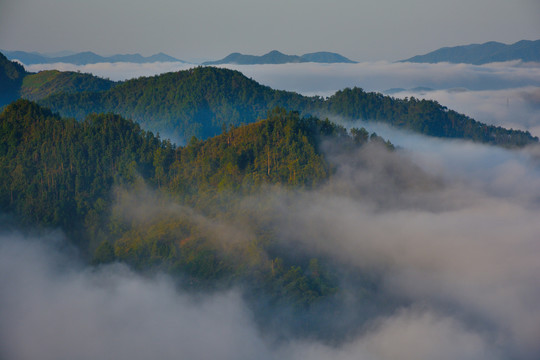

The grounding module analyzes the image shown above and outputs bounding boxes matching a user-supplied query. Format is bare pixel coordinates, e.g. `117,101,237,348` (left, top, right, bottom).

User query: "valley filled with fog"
2,78,540,360
2,0,539,356
2,56,539,360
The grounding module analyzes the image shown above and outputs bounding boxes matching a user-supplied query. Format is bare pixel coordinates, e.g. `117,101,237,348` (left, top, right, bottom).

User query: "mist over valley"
1,32,540,360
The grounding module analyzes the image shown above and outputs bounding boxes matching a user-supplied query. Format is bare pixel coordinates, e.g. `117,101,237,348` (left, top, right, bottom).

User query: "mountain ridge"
36,66,537,147
401,39,540,64
2,50,186,65
203,50,357,65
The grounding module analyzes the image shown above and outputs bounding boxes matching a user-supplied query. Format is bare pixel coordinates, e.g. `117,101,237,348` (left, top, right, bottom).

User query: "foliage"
169,108,333,199
21,70,117,101
39,67,309,141
0,99,173,248
323,87,537,147
35,66,538,147
0,101,385,307
0,52,27,107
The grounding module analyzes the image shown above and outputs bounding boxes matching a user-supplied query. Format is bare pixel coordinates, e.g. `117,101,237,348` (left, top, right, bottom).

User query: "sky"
0,0,539,61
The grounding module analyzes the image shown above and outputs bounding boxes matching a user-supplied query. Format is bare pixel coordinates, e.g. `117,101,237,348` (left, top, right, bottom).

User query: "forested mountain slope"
1,101,389,311
37,67,538,147
0,51,119,105
0,100,171,246
0,52,27,107
21,70,117,101
1,50,536,147
38,67,309,142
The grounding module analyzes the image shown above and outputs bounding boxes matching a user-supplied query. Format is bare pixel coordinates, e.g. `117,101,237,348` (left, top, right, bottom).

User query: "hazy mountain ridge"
401,39,540,64
21,70,117,101
2,50,185,65
36,66,537,147
203,50,357,65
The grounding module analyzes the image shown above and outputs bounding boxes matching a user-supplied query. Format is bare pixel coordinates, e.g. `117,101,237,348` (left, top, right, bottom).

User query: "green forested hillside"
21,70,117,101
0,53,27,107
0,52,118,106
0,100,172,246
323,87,537,147
38,67,309,142
37,66,538,147
1,101,386,307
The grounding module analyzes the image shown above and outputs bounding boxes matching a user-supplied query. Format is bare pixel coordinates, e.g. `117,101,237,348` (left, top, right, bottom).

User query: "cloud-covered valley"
2,119,540,359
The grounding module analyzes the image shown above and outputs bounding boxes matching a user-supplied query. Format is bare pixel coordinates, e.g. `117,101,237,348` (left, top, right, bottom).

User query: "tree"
92,240,115,265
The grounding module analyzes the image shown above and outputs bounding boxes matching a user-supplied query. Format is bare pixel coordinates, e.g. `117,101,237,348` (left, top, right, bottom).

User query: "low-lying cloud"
270,129,540,359
0,231,504,360
0,234,270,360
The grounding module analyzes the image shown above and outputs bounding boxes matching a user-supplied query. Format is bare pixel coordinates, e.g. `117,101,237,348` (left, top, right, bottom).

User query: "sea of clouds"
2,124,540,359
3,59,538,359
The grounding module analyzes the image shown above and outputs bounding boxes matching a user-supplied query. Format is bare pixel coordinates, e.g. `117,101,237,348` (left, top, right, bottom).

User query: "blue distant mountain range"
2,50,185,65
202,50,357,65
401,39,540,64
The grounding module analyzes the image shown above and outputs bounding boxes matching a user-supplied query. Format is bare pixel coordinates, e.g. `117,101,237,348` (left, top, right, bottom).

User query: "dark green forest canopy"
0,101,376,235
0,100,170,242
0,52,118,107
0,52,27,107
21,70,117,101
35,66,537,147
38,67,309,143
0,101,387,309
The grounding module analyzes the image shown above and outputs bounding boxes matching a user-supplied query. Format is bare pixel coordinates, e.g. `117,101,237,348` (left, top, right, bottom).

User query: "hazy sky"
0,0,538,61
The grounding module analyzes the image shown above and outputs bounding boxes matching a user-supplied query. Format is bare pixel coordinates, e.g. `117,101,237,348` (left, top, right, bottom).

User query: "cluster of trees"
34,66,537,147
0,100,171,246
1,101,388,307
324,87,537,147
38,67,309,141
0,52,118,107
0,52,27,107
20,70,116,101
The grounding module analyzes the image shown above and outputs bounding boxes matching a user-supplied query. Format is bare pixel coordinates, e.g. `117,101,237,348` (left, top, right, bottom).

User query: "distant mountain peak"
2,50,186,65
266,50,285,55
401,39,540,65
202,50,356,65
